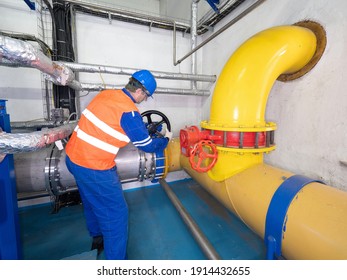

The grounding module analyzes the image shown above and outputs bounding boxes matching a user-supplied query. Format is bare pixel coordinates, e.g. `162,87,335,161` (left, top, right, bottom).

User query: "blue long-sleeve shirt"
120,89,169,153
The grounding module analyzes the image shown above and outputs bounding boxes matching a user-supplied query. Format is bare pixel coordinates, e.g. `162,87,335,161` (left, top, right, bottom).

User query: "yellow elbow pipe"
206,25,316,128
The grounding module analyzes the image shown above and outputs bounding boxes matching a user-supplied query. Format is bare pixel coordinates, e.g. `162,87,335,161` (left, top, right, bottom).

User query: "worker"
65,69,173,260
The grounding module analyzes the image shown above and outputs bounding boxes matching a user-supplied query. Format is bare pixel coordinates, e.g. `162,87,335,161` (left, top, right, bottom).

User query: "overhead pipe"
0,59,213,95
0,35,215,95
63,62,216,82
176,22,347,259
0,35,79,89
154,87,210,96
80,83,210,96
174,0,266,65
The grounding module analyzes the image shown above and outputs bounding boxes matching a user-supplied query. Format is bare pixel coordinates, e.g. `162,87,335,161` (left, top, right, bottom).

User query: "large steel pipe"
14,143,167,197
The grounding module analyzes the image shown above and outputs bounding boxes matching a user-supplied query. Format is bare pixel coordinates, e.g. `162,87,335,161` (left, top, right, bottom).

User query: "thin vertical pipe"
191,0,199,90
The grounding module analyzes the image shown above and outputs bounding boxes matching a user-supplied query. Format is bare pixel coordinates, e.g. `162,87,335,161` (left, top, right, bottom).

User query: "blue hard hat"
132,70,157,96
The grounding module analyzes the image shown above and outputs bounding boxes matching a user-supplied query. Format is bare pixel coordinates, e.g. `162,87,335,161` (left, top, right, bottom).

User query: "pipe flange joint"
264,175,325,259
200,121,276,153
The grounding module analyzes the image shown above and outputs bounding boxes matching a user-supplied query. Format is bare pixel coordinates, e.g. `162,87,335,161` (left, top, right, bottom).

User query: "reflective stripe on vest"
73,108,131,155
74,125,120,155
82,108,130,142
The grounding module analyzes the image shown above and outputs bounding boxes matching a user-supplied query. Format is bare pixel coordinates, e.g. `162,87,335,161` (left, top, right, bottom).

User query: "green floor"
19,179,266,260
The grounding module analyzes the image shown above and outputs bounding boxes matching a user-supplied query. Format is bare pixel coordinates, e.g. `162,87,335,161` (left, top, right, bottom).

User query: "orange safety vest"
66,89,139,170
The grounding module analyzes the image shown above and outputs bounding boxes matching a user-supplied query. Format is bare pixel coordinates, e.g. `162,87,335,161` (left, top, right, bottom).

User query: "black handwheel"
141,110,171,137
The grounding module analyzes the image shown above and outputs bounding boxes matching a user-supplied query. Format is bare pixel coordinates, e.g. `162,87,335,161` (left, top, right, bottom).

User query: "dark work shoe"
91,235,104,255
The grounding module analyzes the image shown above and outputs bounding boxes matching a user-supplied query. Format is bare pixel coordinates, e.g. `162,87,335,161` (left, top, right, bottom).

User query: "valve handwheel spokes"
141,110,171,137
189,140,218,173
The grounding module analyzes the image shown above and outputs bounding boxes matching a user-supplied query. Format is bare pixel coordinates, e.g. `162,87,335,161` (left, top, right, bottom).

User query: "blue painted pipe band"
264,175,324,259
152,150,165,183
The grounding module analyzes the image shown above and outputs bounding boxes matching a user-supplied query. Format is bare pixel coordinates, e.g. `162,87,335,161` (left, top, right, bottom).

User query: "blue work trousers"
65,155,128,260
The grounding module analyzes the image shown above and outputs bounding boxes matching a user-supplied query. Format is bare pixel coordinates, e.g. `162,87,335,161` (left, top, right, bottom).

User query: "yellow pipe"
171,24,347,259
201,25,316,182
179,156,347,259
224,164,347,259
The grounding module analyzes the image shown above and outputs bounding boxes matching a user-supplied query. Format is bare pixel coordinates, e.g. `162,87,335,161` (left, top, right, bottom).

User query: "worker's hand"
164,129,173,141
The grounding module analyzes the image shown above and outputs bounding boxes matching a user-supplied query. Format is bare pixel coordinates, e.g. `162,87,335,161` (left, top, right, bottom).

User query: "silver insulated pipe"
0,35,79,89
0,122,76,154
14,143,167,198
0,34,215,94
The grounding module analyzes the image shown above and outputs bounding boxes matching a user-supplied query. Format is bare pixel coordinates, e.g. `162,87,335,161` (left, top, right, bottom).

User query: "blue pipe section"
0,100,22,259
23,0,35,10
264,175,324,260
205,0,220,14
